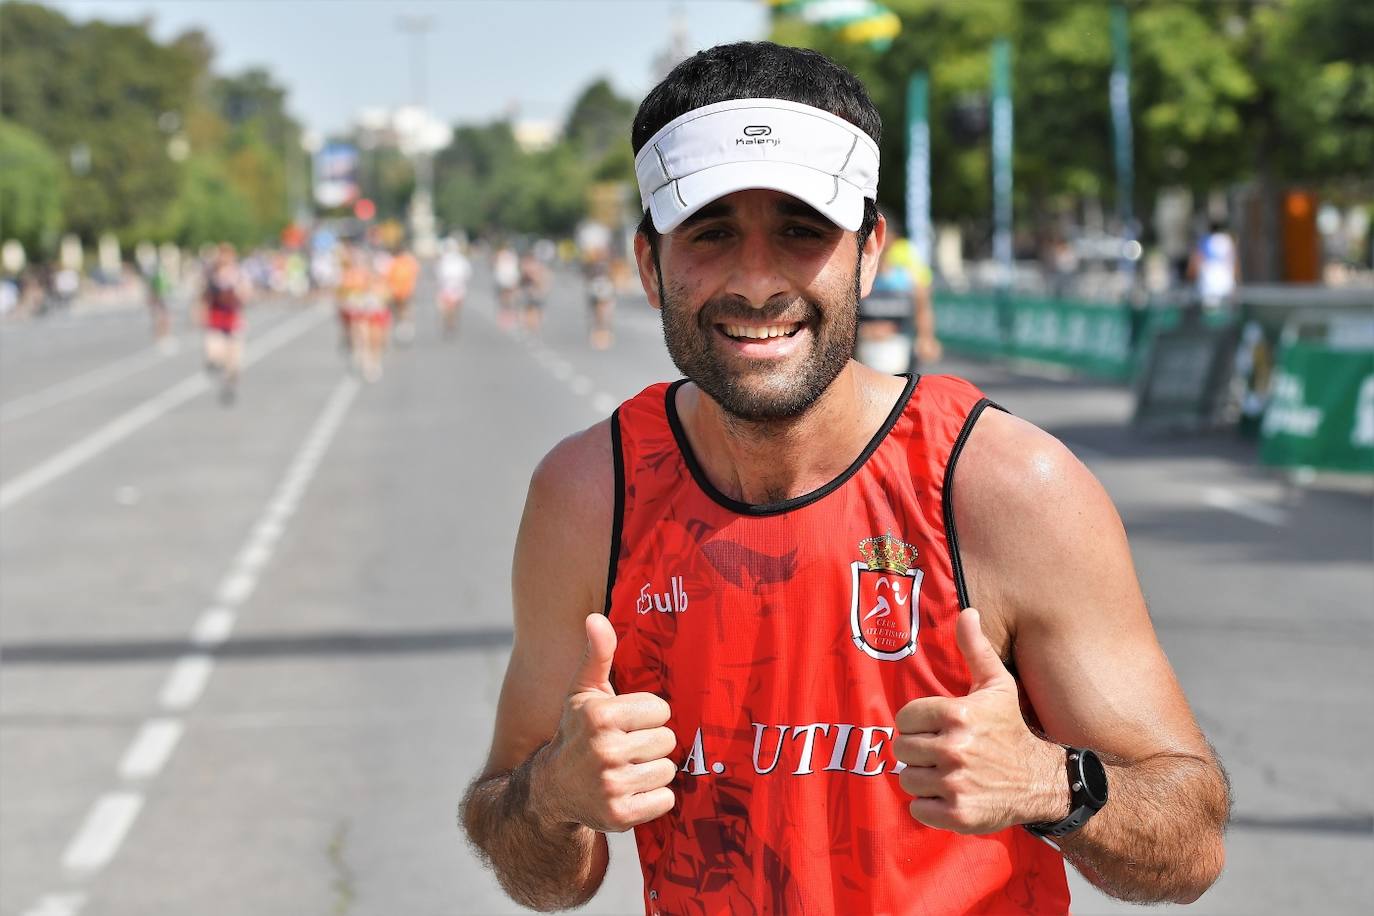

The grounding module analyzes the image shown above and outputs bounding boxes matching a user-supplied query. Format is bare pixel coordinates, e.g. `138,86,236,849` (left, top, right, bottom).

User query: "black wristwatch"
1026,747,1109,839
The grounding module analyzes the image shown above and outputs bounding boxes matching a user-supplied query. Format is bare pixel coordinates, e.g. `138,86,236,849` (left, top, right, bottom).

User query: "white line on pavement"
19,892,86,916
215,570,258,607
190,607,236,647
60,793,144,874
0,347,170,424
33,374,362,908
1203,487,1288,527
0,307,326,513
593,393,617,415
117,719,184,781
571,375,593,396
157,654,214,710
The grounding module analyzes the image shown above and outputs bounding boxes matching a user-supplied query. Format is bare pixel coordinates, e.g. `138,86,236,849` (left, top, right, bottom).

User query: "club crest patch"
850,533,922,660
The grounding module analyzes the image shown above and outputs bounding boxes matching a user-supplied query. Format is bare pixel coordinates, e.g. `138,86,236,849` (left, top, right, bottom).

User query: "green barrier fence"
1260,342,1374,474
933,293,1157,380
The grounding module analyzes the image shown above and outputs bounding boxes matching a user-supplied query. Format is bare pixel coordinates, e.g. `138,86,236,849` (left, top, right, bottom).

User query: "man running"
200,244,247,406
385,244,421,344
436,238,471,340
463,42,1228,915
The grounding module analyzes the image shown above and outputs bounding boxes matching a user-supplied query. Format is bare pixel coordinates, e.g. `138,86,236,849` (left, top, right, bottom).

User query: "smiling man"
462,42,1229,915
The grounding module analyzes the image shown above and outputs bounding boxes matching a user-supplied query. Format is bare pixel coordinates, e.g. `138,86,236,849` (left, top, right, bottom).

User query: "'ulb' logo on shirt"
850,534,922,661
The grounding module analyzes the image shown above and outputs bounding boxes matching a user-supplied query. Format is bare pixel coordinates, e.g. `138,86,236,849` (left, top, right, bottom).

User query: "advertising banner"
1261,343,1374,473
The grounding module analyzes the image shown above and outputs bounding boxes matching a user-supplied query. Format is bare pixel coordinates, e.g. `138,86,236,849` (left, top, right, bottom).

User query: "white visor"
634,98,879,234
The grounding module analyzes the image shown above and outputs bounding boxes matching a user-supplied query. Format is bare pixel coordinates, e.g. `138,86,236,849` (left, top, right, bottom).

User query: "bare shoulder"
951,408,1130,646
951,408,1207,759
521,418,617,613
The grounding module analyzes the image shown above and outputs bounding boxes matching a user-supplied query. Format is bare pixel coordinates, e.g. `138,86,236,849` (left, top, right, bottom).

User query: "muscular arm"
460,422,614,911
956,410,1229,904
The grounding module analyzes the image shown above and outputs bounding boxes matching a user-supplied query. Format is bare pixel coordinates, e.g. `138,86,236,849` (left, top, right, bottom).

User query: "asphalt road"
1,267,1370,916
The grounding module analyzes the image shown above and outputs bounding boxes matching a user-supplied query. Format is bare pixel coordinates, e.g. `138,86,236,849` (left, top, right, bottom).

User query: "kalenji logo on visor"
738,125,780,147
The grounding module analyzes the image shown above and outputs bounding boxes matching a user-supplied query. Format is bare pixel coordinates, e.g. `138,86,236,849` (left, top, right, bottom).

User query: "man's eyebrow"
777,198,832,224
679,201,734,227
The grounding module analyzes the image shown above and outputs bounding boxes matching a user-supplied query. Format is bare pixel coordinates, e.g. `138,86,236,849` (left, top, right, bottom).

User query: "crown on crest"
858,533,917,574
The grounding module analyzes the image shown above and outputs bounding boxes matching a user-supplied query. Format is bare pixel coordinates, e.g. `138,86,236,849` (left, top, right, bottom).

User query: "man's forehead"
678,191,836,229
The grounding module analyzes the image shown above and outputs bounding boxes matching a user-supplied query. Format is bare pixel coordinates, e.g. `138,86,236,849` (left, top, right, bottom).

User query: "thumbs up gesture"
537,614,679,833
893,608,1068,834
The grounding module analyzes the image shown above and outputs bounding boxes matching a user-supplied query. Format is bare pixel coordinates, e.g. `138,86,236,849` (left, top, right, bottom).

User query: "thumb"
569,613,617,696
956,608,1011,693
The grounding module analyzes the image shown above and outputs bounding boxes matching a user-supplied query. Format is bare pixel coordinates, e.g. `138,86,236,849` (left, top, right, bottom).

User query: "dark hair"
633,42,882,254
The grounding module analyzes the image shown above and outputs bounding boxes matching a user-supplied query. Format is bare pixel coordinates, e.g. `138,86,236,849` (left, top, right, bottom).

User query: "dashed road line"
25,374,362,912
158,654,214,711
117,719,184,781
0,307,327,512
60,792,143,874
0,347,171,424
20,891,87,916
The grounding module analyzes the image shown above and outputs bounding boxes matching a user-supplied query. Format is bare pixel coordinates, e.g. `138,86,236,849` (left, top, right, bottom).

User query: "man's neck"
677,362,909,505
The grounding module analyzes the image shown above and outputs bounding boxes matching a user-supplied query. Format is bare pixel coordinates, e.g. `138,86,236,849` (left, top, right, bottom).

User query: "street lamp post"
397,14,438,257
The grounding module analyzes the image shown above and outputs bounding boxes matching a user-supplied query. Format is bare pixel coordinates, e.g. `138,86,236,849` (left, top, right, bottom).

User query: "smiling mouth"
719,322,804,341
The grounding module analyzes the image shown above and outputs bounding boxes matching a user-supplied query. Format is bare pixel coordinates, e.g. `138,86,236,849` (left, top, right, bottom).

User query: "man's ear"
857,212,887,300
633,231,662,310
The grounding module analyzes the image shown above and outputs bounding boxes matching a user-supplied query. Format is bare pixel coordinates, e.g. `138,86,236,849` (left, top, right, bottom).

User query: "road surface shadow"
0,625,515,665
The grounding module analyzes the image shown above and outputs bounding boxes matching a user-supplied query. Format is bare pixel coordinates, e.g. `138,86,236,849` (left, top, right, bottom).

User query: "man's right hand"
533,614,678,834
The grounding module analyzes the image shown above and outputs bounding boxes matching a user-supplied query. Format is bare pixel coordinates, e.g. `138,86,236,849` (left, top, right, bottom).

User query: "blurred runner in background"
436,238,472,340
337,246,389,382
493,242,521,329
585,256,616,350
856,232,941,374
142,254,175,353
518,246,550,334
199,243,247,406
386,244,421,344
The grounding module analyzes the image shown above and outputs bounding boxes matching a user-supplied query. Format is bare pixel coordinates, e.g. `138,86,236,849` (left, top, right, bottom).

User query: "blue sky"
51,1,768,134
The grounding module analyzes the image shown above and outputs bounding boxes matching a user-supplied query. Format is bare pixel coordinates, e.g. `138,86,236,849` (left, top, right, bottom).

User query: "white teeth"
724,323,800,340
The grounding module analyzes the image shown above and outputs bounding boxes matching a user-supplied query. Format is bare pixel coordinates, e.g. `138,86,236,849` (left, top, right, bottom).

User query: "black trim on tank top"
942,398,1007,610
664,373,919,517
602,409,625,616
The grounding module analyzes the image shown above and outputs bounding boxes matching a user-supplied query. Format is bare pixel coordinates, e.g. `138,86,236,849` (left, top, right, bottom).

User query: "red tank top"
605,374,1070,915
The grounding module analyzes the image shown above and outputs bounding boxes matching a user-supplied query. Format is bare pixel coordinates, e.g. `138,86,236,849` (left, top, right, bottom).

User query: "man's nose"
724,231,788,308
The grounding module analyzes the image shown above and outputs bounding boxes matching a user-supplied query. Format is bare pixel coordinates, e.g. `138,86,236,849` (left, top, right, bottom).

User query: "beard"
658,256,861,423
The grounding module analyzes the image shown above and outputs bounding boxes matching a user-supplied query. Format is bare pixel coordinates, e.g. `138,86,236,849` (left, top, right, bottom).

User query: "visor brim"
648,161,865,234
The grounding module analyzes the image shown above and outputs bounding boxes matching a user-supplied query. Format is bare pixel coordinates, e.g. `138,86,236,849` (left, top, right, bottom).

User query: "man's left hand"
893,608,1067,834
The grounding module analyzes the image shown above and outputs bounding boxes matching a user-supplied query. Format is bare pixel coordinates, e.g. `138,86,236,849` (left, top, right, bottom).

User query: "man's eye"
693,228,729,242
784,225,824,239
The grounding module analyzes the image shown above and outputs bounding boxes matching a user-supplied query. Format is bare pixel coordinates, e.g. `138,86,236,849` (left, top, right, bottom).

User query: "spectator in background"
1188,220,1240,309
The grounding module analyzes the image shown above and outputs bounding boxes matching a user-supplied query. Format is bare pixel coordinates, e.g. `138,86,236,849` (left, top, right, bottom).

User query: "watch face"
1080,750,1109,807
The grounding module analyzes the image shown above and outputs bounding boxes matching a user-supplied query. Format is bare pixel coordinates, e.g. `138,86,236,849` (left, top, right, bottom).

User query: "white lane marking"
550,363,573,382
235,540,273,573
1203,487,1288,527
593,393,617,415
20,892,87,916
117,719,184,781
0,347,169,424
157,655,214,710
61,793,144,873
0,307,326,513
215,570,258,606
34,374,362,904
190,607,236,647
570,375,593,396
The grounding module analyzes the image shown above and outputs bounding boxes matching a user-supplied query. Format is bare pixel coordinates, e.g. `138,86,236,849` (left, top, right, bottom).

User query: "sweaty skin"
461,189,1228,911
